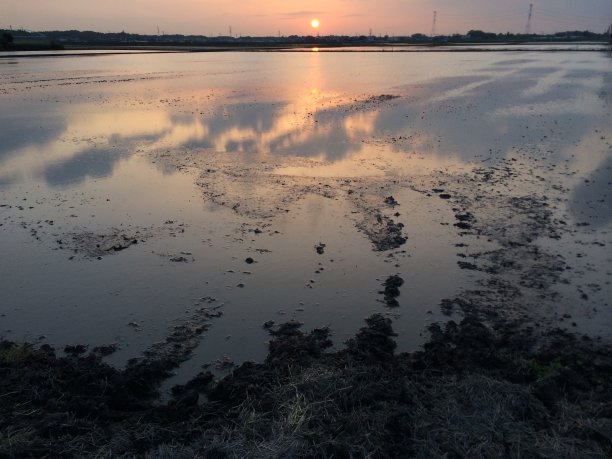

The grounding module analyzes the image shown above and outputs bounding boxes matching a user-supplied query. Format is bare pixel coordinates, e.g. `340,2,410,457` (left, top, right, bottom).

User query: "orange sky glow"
1,0,610,36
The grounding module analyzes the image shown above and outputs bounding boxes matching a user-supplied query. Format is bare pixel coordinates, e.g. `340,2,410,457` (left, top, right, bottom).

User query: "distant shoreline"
1,41,609,59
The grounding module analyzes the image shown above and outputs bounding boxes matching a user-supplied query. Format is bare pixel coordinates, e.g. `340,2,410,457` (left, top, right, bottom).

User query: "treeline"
463,29,605,41
1,31,63,50
1,28,609,48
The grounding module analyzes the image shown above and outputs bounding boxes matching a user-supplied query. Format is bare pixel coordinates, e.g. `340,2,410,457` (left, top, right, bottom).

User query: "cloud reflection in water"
0,57,609,195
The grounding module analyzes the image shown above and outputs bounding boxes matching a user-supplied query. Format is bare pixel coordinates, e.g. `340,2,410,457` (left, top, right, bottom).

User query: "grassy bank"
1,314,611,458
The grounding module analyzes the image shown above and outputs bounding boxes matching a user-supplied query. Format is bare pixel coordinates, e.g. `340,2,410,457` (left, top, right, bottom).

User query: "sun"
310,18,320,29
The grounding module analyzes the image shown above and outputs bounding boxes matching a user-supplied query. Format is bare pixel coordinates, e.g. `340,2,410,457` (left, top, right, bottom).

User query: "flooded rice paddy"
0,48,610,376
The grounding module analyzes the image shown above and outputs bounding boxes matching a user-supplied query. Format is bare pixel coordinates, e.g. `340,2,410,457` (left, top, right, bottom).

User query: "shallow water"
1,48,610,372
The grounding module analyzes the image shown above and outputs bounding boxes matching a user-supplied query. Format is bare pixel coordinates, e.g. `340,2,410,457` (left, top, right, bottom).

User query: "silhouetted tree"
466,30,497,41
1,32,14,45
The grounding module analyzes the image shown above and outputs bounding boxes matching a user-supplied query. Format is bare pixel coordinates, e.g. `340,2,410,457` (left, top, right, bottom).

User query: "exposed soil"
1,313,611,458
59,220,190,259
60,229,142,258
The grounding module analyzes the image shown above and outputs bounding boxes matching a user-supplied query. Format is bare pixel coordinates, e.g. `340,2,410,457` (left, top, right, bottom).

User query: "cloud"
280,11,325,19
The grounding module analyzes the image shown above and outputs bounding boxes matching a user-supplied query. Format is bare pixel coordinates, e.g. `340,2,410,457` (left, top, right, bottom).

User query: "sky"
1,0,611,37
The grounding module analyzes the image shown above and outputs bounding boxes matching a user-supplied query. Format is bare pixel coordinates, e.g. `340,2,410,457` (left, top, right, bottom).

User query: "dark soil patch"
357,212,407,251
379,274,404,307
61,229,142,258
384,195,398,206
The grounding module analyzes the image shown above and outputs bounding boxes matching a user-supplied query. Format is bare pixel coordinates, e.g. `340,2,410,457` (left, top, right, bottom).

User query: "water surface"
1,48,610,371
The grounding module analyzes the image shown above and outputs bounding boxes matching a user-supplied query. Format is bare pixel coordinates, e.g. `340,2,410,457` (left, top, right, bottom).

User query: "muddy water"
1,49,610,372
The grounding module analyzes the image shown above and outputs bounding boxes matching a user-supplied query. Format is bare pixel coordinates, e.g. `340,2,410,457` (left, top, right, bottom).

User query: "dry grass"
0,343,33,363
151,363,609,458
1,317,611,458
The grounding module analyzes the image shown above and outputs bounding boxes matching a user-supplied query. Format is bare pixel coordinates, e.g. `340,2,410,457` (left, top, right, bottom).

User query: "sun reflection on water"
0,50,609,190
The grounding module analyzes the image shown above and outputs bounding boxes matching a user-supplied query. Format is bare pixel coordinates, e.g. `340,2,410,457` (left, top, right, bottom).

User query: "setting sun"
310,18,320,29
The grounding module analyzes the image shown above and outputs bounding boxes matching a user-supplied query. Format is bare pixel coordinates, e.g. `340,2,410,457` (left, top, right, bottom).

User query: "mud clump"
379,274,404,307
346,313,397,360
384,195,398,206
264,320,333,364
362,94,400,105
359,212,407,251
454,211,475,230
314,242,326,255
378,219,407,251
61,229,143,258
64,344,87,355
457,260,479,271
